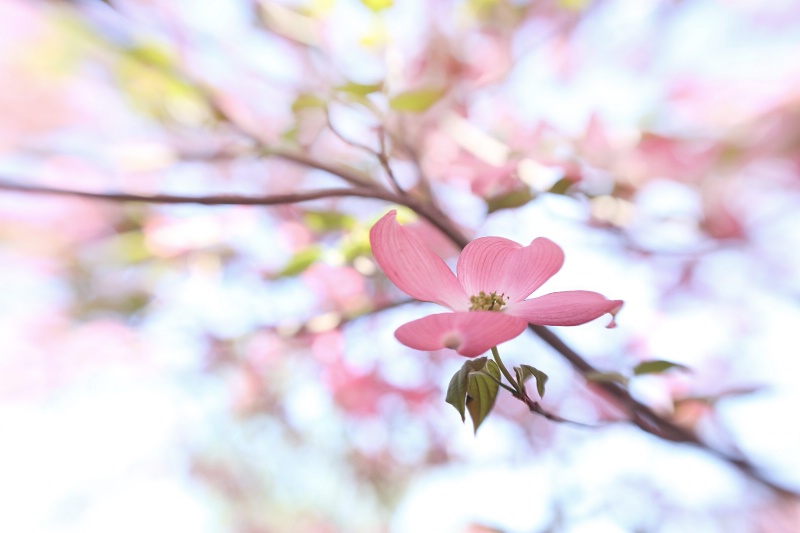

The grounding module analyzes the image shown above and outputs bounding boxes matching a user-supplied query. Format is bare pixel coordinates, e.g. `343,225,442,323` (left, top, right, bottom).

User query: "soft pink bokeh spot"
369,211,623,357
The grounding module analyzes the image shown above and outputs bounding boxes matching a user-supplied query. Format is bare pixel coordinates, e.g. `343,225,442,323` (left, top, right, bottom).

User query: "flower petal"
370,211,469,310
505,291,624,328
395,312,527,358
457,236,564,303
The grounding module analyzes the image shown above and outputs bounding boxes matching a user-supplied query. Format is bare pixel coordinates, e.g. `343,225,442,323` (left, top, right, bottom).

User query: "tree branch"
528,324,792,495
261,147,376,189
0,179,397,206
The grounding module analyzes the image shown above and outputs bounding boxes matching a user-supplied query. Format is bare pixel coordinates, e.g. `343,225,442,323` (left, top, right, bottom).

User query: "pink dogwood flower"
370,211,623,357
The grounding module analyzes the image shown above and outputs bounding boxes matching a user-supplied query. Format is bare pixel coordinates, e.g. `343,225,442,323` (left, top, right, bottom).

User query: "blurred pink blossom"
311,330,435,418
303,264,369,314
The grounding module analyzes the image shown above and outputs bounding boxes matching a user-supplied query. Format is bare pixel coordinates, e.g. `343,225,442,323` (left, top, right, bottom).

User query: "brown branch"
0,179,398,206
529,324,793,495
261,147,376,189
0,178,470,253
176,144,379,191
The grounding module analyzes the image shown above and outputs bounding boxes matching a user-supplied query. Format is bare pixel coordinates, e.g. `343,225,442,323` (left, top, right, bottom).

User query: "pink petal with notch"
457,236,564,303
395,311,527,357
506,291,623,327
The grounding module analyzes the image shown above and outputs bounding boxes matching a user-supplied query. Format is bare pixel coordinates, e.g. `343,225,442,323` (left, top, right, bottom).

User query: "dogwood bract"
370,211,623,357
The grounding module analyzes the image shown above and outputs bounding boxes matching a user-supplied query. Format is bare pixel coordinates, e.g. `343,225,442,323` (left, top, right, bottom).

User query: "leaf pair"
514,364,548,399
446,359,551,433
445,357,501,433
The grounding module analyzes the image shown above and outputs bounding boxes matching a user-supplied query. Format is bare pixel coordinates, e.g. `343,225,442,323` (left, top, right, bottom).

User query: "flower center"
469,291,507,312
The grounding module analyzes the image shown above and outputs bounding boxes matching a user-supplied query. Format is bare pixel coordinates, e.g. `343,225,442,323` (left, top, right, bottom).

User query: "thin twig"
322,111,404,194
206,87,470,257
175,143,377,191
386,127,436,203
491,346,520,393
204,94,376,189
324,109,377,156
517,394,598,429
259,147,375,189
377,128,405,194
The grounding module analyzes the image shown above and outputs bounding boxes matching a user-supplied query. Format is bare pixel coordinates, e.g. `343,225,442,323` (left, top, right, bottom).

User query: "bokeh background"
1,0,800,531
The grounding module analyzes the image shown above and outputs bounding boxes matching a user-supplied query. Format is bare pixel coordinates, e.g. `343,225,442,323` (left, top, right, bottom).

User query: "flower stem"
478,370,517,395
491,346,520,393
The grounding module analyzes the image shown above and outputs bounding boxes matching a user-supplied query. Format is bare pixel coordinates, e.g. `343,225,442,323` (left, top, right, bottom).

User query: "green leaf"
276,245,322,277
281,124,300,143
361,0,394,12
389,88,445,113
445,357,489,423
304,211,357,232
558,0,591,11
116,51,207,123
585,371,629,386
548,177,574,195
126,43,175,69
112,231,150,263
468,0,500,15
341,238,372,263
674,386,762,407
515,364,549,399
466,359,501,433
291,93,327,113
335,81,383,97
633,360,690,376
486,188,535,214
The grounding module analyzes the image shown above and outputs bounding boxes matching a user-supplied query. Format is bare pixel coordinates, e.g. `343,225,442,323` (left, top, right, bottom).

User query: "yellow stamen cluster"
469,291,507,312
